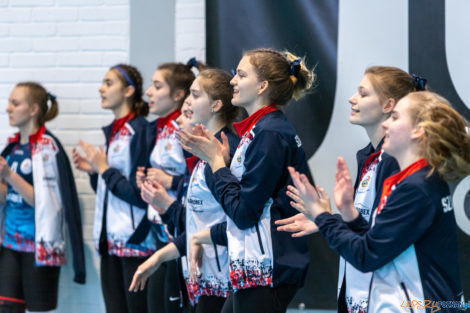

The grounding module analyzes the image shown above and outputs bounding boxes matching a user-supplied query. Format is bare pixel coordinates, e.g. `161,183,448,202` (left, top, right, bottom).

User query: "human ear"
211,99,223,113
257,80,269,95
382,98,396,114
172,89,186,102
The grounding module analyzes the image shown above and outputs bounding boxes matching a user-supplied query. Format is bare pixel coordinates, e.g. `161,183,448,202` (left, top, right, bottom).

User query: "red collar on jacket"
157,109,181,131
8,125,47,145
186,156,199,174
233,105,278,137
377,158,429,214
111,113,135,137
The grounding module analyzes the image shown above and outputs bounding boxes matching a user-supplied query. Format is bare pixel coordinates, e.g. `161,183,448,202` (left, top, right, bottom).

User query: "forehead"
191,77,202,89
10,86,28,100
359,74,374,89
238,55,254,71
153,69,168,83
104,69,120,81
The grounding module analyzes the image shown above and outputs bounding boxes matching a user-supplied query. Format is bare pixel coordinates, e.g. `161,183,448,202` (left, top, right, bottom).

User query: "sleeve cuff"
210,222,227,246
345,214,369,232
173,234,186,256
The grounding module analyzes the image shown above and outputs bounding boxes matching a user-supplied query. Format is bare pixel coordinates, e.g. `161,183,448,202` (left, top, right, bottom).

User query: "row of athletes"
0,48,469,313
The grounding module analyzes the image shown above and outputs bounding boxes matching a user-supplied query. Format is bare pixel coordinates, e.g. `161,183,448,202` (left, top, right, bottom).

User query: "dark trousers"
221,285,298,313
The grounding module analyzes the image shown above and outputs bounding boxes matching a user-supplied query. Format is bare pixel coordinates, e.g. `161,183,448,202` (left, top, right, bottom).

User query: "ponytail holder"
289,58,302,77
186,57,199,69
112,66,135,88
412,74,427,91
47,92,56,107
47,92,56,102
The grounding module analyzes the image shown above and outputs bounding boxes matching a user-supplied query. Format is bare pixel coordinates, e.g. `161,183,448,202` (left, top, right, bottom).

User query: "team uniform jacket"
146,110,187,242
316,161,463,313
0,126,86,284
338,140,399,313
210,106,311,292
170,128,238,304
92,115,156,257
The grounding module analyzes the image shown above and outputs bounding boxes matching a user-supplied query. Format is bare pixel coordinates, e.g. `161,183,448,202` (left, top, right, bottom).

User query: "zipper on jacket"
400,282,415,313
130,205,136,230
255,224,265,255
213,242,222,272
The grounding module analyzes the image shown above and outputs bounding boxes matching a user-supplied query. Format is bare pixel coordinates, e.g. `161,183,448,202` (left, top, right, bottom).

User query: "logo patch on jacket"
441,195,453,213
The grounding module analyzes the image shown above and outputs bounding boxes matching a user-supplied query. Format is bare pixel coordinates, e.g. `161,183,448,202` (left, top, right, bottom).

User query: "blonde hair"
406,91,470,181
244,48,315,105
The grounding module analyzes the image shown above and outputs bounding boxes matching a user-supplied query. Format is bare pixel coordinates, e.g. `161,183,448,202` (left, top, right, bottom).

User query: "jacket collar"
233,105,278,137
8,125,46,146
157,109,181,130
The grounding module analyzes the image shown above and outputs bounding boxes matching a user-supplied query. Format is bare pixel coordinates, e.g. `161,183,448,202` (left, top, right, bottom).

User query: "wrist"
210,154,226,172
98,163,110,175
164,175,172,189
342,204,359,222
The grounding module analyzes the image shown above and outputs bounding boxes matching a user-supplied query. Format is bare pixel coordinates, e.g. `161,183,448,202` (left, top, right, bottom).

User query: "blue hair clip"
412,74,427,91
47,92,56,102
290,58,301,77
112,66,135,88
187,57,199,69
230,69,236,77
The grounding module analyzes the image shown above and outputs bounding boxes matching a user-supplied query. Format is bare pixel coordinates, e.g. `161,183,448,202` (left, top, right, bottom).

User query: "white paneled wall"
0,0,205,312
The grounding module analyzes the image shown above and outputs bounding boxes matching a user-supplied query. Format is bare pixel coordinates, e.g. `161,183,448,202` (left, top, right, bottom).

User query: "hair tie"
47,92,56,102
412,74,427,91
112,66,135,88
186,57,199,69
47,92,56,108
289,58,302,78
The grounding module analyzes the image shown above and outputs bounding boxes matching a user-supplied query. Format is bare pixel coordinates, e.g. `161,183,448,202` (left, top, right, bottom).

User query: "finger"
287,185,300,197
292,230,314,237
300,174,320,200
287,167,302,188
129,272,140,292
317,186,330,201
221,131,229,148
290,201,307,214
277,224,301,233
274,215,296,225
179,141,193,152
99,145,105,155
286,190,303,204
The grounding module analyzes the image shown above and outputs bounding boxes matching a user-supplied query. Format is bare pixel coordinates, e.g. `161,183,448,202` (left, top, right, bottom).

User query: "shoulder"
44,129,65,152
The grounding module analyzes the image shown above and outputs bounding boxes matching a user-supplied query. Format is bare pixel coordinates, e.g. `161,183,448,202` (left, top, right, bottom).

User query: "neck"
206,116,225,135
19,121,38,145
244,98,268,116
113,103,131,119
395,148,422,171
365,122,386,150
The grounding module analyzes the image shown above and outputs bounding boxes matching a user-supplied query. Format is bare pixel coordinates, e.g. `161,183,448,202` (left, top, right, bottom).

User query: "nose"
348,94,357,105
99,85,104,94
382,118,389,130
230,76,237,86
6,103,12,113
145,86,151,96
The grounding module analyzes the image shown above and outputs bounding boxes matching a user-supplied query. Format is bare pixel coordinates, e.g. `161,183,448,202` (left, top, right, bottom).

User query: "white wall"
0,0,205,312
